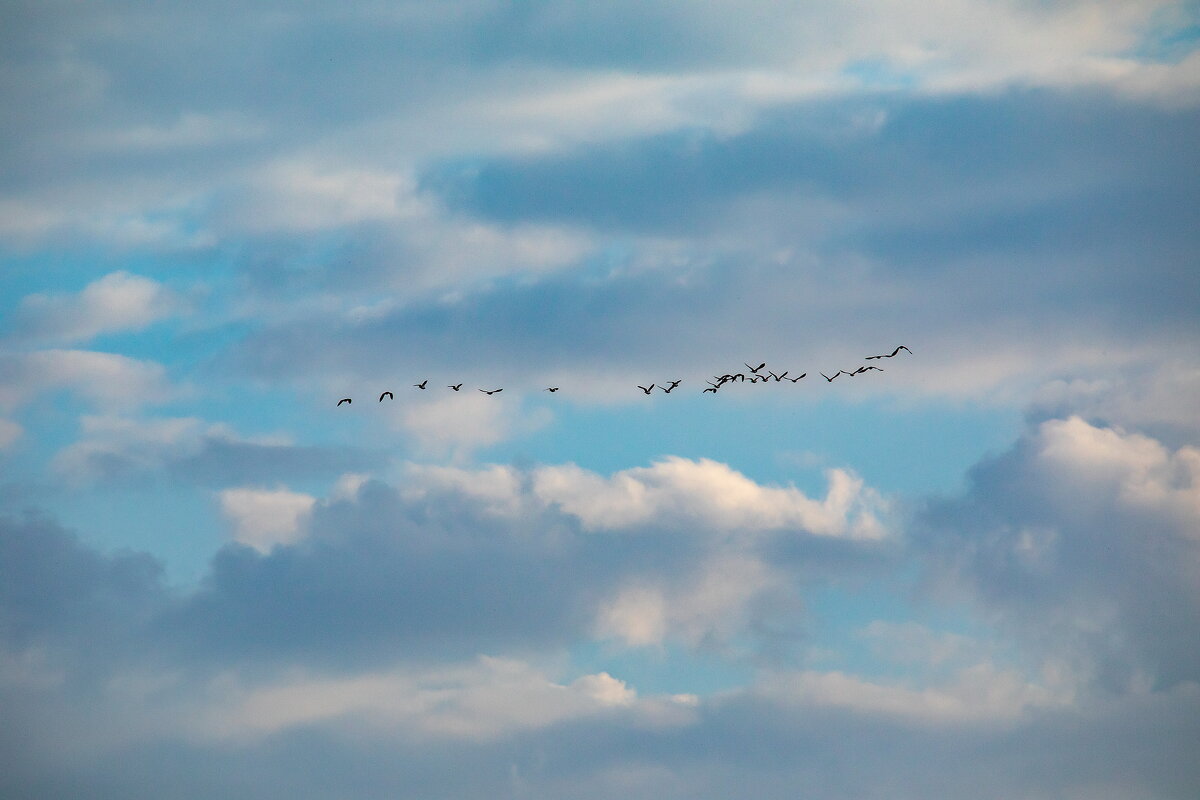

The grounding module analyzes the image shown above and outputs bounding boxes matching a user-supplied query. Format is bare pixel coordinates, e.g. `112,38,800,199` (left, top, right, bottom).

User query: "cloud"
393,391,553,460
0,349,170,412
218,487,317,553
531,458,887,538
4,417,1200,798
191,656,658,743
229,84,1200,407
754,661,1072,725
52,414,388,487
918,415,1200,692
594,553,787,650
11,271,181,345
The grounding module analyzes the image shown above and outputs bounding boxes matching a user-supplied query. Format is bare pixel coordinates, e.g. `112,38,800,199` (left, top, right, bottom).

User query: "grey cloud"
218,89,1198,404
4,416,1200,798
916,416,1200,692
0,513,167,675
171,436,389,487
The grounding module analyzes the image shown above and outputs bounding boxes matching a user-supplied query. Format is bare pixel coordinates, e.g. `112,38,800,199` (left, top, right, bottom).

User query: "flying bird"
788,373,807,382
768,371,788,382
379,391,393,402
414,380,428,389
866,345,912,360
820,371,850,382
448,384,463,391
638,384,655,394
545,387,559,392
746,362,766,374
661,380,682,393
479,388,503,395
852,366,884,375
703,386,718,394
337,397,352,406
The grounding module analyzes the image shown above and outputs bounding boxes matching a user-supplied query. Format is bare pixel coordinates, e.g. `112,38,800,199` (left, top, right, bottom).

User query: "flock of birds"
336,346,911,406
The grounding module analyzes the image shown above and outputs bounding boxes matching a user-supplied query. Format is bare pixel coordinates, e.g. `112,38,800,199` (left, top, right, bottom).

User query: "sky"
1,1,1199,797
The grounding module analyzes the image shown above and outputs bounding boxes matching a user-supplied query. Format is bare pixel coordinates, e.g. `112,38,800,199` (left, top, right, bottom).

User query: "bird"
746,362,766,374
479,388,503,395
788,373,807,382
545,387,559,392
379,391,393,402
768,370,788,382
415,380,428,389
662,380,682,393
637,384,655,395
820,371,849,382
866,345,912,360
448,384,463,391
852,366,884,375
703,387,717,394
337,397,352,406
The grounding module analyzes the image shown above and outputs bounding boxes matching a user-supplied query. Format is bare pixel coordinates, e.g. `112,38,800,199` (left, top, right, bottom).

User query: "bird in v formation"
336,347,908,405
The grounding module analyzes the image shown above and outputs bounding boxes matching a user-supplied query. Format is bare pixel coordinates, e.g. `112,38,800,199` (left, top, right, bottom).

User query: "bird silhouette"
448,384,463,391
703,386,718,394
638,384,655,394
545,387,559,392
661,380,682,393
866,345,912,360
820,371,850,382
415,380,428,389
768,370,788,382
379,391,393,402
746,362,766,374
337,397,352,406
852,366,884,375
788,373,807,382
479,388,503,395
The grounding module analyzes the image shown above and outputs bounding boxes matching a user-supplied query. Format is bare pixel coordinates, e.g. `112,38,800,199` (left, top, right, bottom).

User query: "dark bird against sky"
866,346,912,360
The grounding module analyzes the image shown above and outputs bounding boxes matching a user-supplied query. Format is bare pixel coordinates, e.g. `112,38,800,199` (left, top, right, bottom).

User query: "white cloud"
218,486,317,552
394,392,552,460
755,661,1074,725
191,656,668,742
1032,416,1200,531
14,271,181,345
860,621,986,668
0,349,171,412
532,457,887,538
1033,365,1200,434
53,415,212,481
402,457,889,538
84,111,266,153
595,553,783,649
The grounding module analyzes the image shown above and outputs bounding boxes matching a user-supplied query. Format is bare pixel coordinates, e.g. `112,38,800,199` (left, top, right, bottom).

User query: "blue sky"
2,2,1199,797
